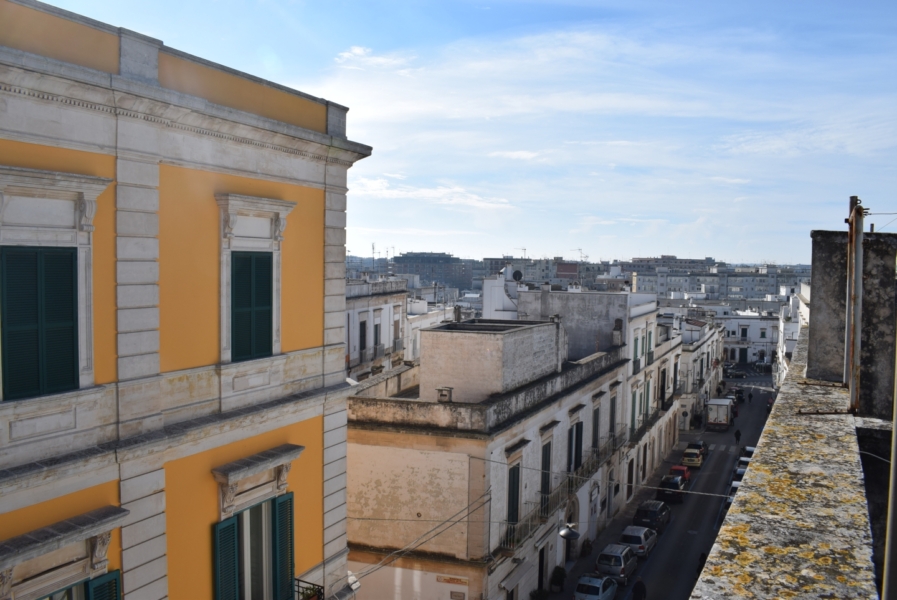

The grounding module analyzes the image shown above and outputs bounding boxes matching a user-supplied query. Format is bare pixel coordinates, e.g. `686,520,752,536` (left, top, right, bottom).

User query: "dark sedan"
656,475,687,503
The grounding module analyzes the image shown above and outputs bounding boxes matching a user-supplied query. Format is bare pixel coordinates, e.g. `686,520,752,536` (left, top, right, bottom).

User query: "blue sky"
55,0,896,263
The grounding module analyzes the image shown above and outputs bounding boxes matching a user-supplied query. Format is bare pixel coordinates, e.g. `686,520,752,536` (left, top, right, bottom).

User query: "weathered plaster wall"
806,231,847,381
418,330,504,403
347,444,471,559
518,291,629,359
858,234,897,420
500,325,561,393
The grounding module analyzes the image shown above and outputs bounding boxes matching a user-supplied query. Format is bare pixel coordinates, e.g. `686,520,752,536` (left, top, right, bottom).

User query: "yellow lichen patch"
798,551,814,559
735,552,756,567
784,574,797,585
837,575,846,582
763,546,789,555
814,574,825,580
816,556,832,566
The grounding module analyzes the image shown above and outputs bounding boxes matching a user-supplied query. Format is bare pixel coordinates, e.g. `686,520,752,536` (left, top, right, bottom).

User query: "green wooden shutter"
86,570,122,600
42,249,78,393
574,421,584,469
1,247,77,401
231,252,272,362
507,465,520,524
252,253,273,359
214,517,240,600
272,493,295,600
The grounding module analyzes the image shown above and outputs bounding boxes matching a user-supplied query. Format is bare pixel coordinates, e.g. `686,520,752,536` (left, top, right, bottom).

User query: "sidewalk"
548,457,672,599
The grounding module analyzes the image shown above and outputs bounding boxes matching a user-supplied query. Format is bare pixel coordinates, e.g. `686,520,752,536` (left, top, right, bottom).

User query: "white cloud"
488,151,539,160
351,177,512,211
711,176,751,184
348,226,477,236
334,46,412,69
382,172,407,179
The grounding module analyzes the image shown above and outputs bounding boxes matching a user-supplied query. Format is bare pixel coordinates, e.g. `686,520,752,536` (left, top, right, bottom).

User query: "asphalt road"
609,374,775,600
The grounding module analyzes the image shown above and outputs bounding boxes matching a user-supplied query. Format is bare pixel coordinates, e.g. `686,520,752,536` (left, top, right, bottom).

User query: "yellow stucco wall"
158,165,324,373
158,52,328,134
164,417,324,599
0,0,119,73
0,139,118,383
0,480,123,572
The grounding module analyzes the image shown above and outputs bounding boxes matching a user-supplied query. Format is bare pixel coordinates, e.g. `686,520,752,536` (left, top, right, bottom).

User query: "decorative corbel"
78,193,97,232
273,214,287,242
220,482,239,515
89,531,112,571
276,463,291,491
223,211,238,239
0,568,12,599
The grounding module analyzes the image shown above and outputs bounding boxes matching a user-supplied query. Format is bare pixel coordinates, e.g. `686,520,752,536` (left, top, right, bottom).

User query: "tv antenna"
571,248,589,262
515,247,527,260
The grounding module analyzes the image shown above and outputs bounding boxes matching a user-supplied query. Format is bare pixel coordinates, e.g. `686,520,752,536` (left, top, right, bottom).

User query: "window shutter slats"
231,252,272,362
272,493,295,600
507,465,520,524
1,247,77,400
86,569,122,600
214,517,240,600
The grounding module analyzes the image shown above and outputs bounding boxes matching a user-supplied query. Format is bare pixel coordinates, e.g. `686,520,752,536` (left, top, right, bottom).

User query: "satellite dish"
513,270,523,282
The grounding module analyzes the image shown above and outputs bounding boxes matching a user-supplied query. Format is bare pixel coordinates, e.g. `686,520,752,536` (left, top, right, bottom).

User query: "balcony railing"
536,478,569,519
646,351,655,366
567,448,602,495
295,578,324,600
612,428,629,450
393,338,404,353
632,357,641,375
499,504,546,552
372,344,385,359
629,407,661,447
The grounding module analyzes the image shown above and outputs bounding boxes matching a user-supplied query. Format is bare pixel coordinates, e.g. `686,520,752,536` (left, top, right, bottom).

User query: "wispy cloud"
489,151,539,160
711,177,751,184
352,177,512,210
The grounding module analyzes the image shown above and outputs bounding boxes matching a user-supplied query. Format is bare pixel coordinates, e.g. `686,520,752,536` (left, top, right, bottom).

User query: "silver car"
618,525,658,558
595,543,639,585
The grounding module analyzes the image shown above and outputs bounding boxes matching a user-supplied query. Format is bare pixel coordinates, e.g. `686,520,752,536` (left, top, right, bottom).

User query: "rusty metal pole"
849,204,863,412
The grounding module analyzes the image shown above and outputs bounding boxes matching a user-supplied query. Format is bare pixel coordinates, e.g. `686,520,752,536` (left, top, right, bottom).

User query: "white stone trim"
215,194,295,364
0,166,112,397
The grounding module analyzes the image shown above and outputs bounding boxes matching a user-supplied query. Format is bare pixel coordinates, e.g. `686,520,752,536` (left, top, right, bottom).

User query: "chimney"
453,305,462,322
436,387,453,403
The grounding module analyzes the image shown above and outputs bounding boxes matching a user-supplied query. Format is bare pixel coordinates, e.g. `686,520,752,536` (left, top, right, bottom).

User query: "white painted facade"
345,278,407,380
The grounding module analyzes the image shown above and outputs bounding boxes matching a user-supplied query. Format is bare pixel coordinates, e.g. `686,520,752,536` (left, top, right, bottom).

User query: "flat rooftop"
427,319,548,334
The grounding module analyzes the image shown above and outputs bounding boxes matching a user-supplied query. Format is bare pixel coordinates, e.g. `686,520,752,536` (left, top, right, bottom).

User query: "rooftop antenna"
571,248,589,262
515,247,527,260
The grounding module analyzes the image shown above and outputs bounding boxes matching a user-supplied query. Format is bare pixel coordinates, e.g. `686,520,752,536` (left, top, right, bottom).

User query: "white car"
618,525,658,557
573,573,618,600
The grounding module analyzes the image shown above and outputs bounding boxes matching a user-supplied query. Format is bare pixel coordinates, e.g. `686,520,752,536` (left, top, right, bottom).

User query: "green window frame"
1,246,78,401
231,252,273,362
213,494,294,600
86,570,123,600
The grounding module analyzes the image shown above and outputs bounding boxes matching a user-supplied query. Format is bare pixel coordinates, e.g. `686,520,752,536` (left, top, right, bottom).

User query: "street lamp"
559,523,581,541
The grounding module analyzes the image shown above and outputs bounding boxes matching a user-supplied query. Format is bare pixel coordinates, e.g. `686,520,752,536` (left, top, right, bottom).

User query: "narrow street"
551,373,774,600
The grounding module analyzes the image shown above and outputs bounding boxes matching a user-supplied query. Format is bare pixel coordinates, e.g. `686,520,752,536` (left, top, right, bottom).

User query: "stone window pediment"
211,443,304,520
0,505,127,600
0,166,113,398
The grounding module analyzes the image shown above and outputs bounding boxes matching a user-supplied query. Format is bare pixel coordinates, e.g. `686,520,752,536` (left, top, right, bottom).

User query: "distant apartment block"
393,252,472,289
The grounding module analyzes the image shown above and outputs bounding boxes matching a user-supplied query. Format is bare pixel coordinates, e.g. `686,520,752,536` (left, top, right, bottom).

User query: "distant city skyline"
54,0,897,263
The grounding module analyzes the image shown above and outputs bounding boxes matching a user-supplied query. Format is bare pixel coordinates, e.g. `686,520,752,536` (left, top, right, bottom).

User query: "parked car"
633,500,672,534
731,467,748,484
669,464,691,484
618,525,658,558
574,573,618,600
687,440,709,459
682,448,704,468
656,475,687,503
734,456,751,472
741,446,756,458
595,543,639,586
729,371,747,379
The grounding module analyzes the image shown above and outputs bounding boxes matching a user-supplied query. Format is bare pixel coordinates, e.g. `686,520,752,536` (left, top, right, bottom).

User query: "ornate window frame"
0,166,112,397
211,443,304,521
215,194,295,364
0,505,127,600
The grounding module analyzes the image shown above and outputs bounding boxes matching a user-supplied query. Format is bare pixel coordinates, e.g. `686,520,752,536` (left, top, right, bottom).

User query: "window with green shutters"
213,494,294,600
86,570,123,600
1,247,78,401
231,252,273,362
